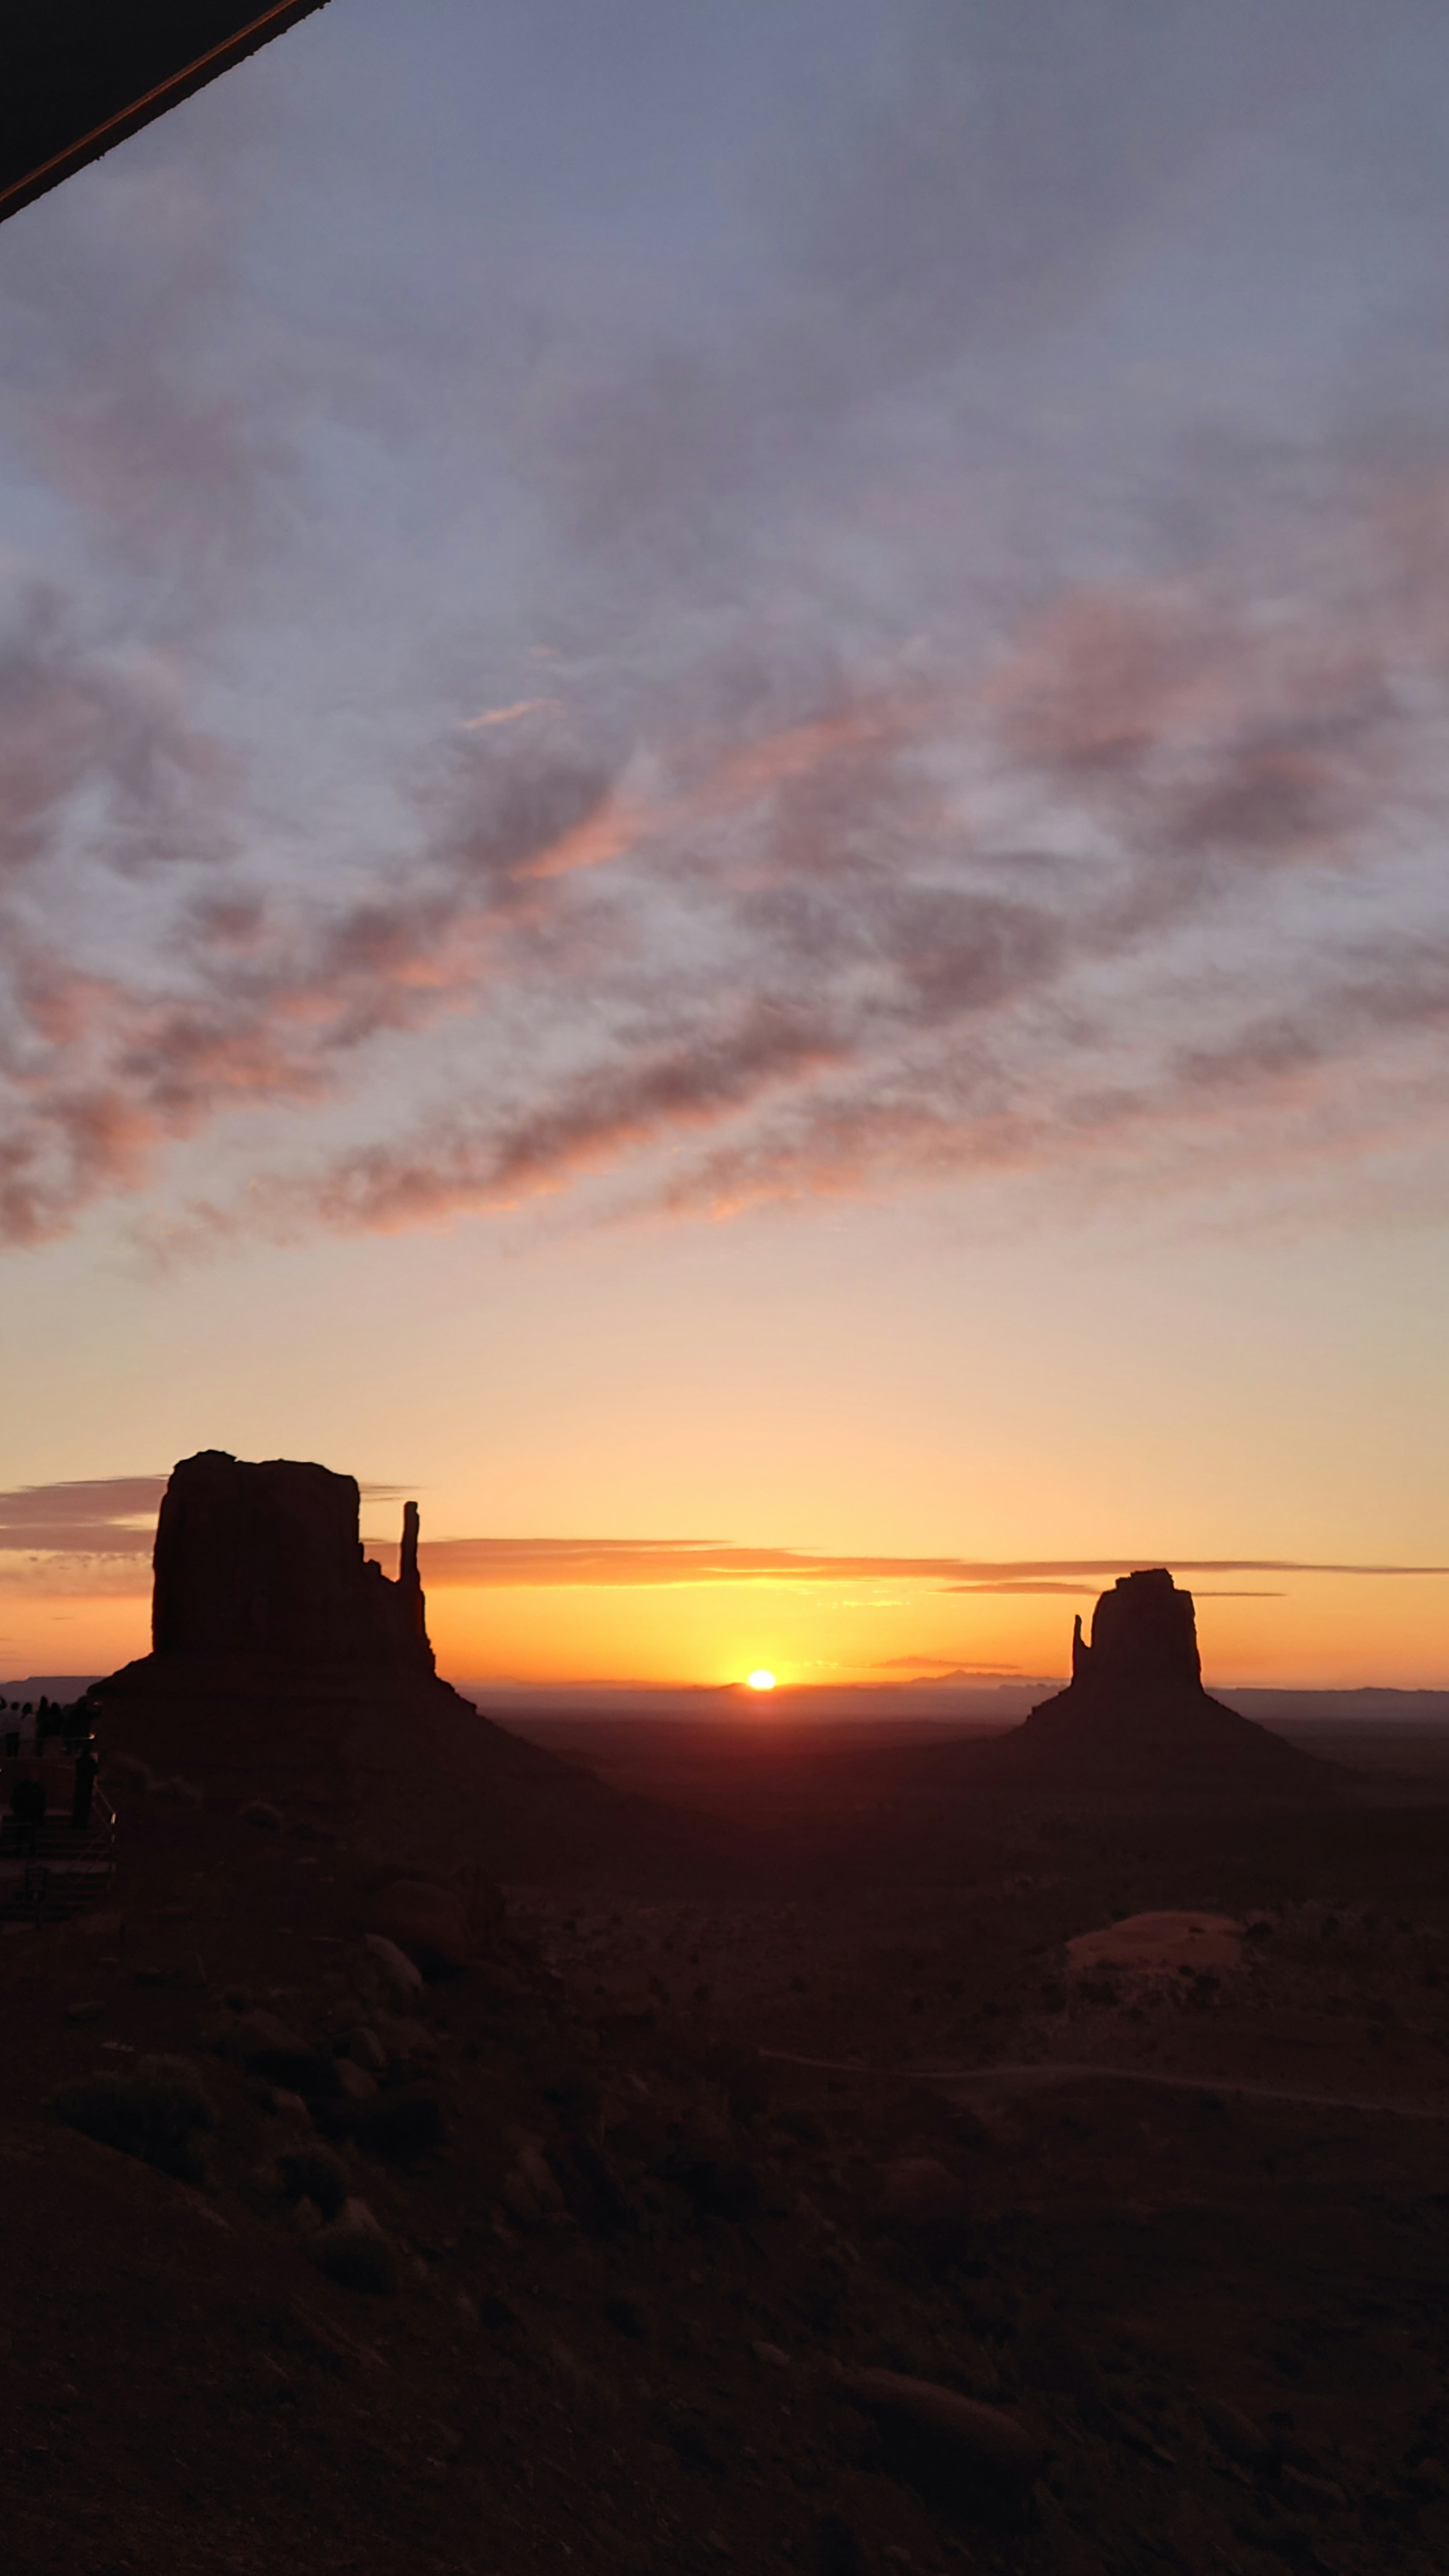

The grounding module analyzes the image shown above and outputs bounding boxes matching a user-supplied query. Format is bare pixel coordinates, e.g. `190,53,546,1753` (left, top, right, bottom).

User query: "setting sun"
746,1669,777,1691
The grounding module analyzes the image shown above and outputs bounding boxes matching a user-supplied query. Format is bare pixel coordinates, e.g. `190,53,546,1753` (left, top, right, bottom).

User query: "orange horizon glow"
3,1561,1447,1696
3,11,1448,1746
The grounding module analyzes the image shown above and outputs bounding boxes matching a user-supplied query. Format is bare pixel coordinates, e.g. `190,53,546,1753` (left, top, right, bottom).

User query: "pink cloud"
4,462,1449,1255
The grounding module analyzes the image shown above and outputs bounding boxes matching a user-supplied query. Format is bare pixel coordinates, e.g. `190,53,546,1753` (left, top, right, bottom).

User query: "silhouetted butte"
151,1450,432,1672
983,1570,1338,1792
95,1450,738,1883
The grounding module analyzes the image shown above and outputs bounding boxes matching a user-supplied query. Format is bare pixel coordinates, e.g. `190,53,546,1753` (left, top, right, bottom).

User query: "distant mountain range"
458,1678,1449,1726
6,1673,1447,1728
1219,1688,1449,1724
0,1675,103,1705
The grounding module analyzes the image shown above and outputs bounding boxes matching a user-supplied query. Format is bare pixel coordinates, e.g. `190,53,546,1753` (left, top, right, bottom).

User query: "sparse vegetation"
277,2144,349,2222
107,1755,153,1793
152,1773,204,1806
50,2054,217,2183
313,2218,398,2295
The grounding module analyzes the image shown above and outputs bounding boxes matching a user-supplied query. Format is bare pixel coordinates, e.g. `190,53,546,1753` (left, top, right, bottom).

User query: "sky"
1,0,1447,1692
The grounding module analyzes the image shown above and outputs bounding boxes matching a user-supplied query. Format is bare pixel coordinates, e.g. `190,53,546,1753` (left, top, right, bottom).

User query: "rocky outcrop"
151,1451,434,1673
992,1569,1337,1793
1070,1566,1201,1695
95,1449,741,1886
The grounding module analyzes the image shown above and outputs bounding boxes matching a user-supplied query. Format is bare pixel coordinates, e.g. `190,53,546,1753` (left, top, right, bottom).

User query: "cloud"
0,582,236,884
0,1469,405,1567
940,1581,1099,1597
796,1,1398,366
7,488,1449,1255
0,1473,166,1555
873,1656,1030,1676
874,1654,982,1670
3,9,1449,1259
939,1581,1286,1597
238,504,1449,1245
463,700,564,730
361,1540,1449,1591
0,154,310,601
6,1481,1444,1603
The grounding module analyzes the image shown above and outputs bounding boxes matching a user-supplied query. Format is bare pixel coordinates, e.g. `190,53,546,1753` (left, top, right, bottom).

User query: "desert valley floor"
4,1695,1449,2576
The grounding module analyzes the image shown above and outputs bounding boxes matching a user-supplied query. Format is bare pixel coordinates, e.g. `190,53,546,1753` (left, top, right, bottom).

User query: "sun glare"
746,1669,777,1691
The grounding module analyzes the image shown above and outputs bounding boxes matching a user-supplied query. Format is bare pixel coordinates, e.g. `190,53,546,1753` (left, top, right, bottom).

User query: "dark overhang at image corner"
0,2,334,229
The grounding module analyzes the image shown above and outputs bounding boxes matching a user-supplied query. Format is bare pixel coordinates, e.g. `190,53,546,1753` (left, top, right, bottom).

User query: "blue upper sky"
1,2,1446,1687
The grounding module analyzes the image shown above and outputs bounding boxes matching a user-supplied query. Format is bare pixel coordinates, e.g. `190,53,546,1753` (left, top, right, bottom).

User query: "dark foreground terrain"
4,1711,1449,2576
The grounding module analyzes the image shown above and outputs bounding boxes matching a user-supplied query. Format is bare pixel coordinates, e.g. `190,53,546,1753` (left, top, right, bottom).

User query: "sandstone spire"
149,1450,434,1672
397,1498,427,1646
993,1567,1335,1791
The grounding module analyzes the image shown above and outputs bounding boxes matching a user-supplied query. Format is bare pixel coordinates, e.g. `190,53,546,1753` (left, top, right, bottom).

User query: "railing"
0,1790,116,1919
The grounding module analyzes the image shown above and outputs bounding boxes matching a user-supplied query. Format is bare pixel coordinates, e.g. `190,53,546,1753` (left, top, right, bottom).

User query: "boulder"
247,2047,346,2105
1202,2398,1276,2470
370,2010,433,2065
878,2156,970,2225
1067,1912,1244,1979
665,2142,761,2223
229,2008,308,2057
363,1933,423,1996
452,1858,506,1944
839,2369,1043,2522
1014,2309,1104,2405
277,2145,349,2222
226,2013,344,2103
813,2512,873,2576
503,2141,569,2228
152,1773,203,1806
369,1881,472,1977
50,2054,217,2184
314,2212,398,2295
355,2092,445,2164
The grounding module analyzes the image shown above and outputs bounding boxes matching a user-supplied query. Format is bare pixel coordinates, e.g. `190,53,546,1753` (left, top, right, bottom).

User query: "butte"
93,1449,705,1880
972,1567,1341,1796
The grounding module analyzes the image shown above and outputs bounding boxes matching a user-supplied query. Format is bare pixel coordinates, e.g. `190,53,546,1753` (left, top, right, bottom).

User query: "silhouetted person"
10,1770,46,1855
71,1742,98,1828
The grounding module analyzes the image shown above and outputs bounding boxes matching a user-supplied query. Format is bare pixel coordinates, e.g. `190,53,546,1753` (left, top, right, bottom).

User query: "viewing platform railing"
0,1790,117,1922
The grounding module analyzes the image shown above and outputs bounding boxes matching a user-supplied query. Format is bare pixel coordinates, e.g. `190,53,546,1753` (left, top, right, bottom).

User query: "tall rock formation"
95,1450,717,1885
990,1569,1336,1792
1068,1567,1203,1698
151,1450,434,1672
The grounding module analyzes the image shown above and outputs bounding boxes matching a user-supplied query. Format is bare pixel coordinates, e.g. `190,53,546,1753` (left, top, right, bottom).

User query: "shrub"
243,2042,345,2103
278,2145,349,2223
665,2148,761,2223
357,2092,445,2164
51,2054,217,2183
1077,1977,1120,2009
153,1774,204,1807
314,2221,398,2295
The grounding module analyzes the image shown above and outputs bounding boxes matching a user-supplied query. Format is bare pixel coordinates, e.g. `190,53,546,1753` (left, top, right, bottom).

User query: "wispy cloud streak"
6,1481,1442,1595
3,4,1449,1255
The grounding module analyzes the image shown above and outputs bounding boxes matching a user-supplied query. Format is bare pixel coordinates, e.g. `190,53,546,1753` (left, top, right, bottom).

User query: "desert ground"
3,1689,1449,2576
